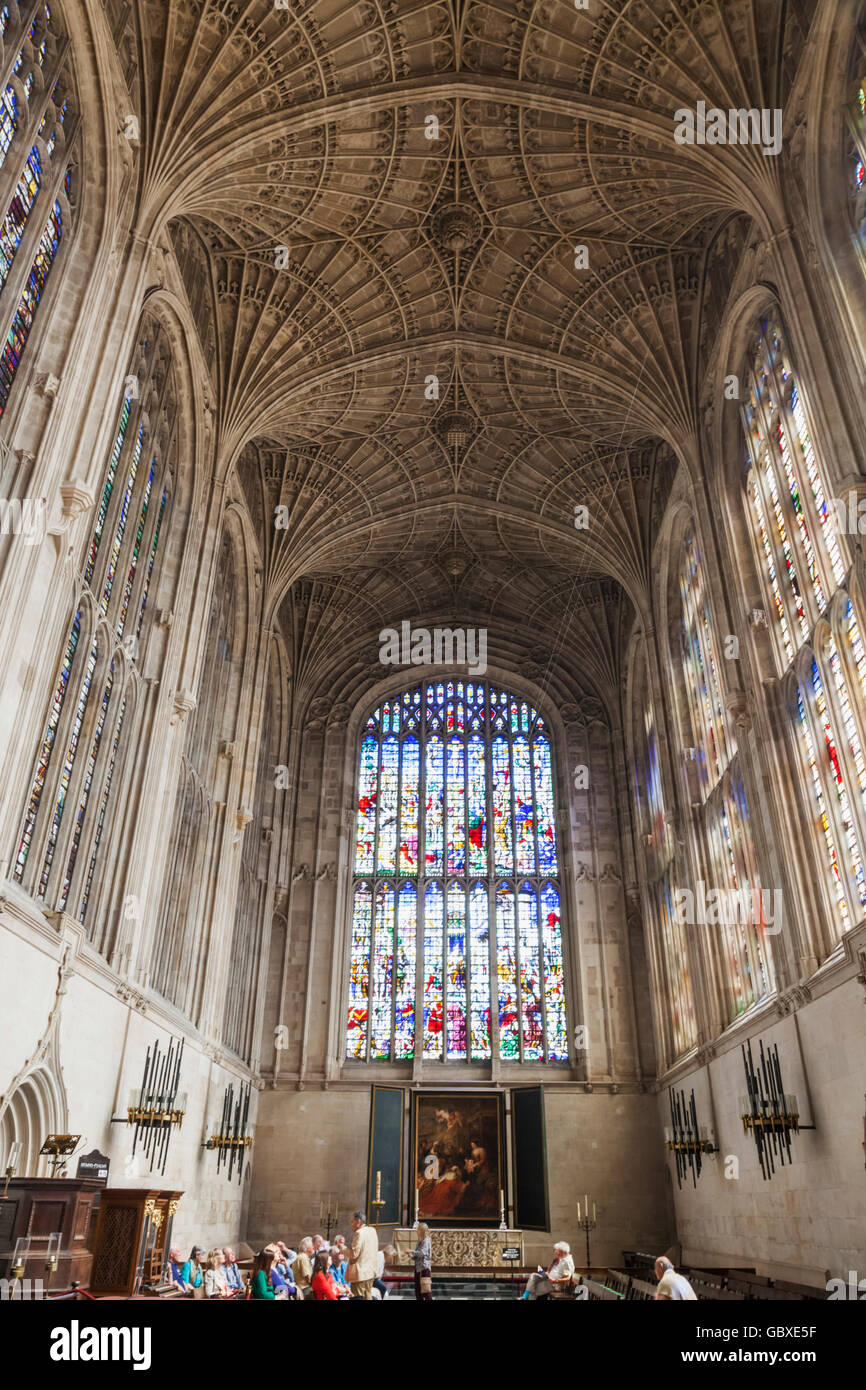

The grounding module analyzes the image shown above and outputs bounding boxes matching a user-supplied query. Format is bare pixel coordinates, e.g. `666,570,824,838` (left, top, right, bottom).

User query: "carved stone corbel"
171,689,196,724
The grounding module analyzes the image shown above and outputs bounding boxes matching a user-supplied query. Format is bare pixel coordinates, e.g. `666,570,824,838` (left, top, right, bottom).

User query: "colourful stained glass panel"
0,197,63,417
0,146,40,294
532,736,557,874
355,735,377,872
446,737,465,873
518,882,543,1060
423,882,443,1058
496,883,518,1058
513,737,535,873
370,883,395,1060
346,883,372,1058
467,734,486,874
469,882,490,1059
424,735,444,872
376,736,398,872
796,685,848,928
541,882,567,1059
395,882,416,1059
398,734,419,873
491,736,512,873
446,882,466,1058
347,682,566,1062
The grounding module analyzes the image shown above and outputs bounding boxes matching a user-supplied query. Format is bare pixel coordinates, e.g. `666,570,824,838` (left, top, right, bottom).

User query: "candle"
577,1201,581,1222
499,1188,504,1210
376,1170,381,1200
593,1203,597,1221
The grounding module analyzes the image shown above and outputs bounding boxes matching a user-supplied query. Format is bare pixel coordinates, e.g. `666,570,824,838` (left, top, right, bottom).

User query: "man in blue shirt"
222,1247,245,1296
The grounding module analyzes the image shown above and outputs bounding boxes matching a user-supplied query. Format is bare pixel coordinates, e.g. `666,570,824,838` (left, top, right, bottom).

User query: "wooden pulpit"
89,1187,183,1296
0,1176,104,1288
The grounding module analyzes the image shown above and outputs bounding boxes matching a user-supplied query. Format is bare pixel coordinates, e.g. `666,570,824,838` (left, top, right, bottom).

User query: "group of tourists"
170,1214,394,1301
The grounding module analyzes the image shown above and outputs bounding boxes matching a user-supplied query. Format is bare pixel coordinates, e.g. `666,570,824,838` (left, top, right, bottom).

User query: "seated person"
167,1245,189,1292
330,1247,348,1286
181,1246,206,1292
251,1249,287,1300
312,1251,341,1301
292,1238,314,1299
204,1248,228,1299
265,1242,298,1300
521,1241,575,1300
222,1246,245,1294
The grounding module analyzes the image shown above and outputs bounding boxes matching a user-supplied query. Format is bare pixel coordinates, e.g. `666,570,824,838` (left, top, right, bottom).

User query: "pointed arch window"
675,525,773,1018
13,320,176,933
0,3,76,418
739,309,866,945
634,674,697,1062
743,314,846,673
346,681,567,1064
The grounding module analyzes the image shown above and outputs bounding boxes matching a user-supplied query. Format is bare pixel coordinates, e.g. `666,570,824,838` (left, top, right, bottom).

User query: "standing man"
347,1211,379,1300
654,1256,698,1300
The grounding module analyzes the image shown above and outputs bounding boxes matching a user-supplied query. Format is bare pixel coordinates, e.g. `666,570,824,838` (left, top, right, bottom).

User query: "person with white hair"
653,1256,697,1300
521,1241,575,1300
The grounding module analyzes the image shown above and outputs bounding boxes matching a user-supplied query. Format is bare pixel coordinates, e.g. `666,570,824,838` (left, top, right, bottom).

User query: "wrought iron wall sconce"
112,1033,186,1176
204,1079,252,1183
740,1037,814,1180
665,1087,717,1188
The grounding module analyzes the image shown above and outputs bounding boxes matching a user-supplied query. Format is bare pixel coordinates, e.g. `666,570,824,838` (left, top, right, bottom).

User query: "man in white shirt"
654,1256,698,1300
522,1241,575,1299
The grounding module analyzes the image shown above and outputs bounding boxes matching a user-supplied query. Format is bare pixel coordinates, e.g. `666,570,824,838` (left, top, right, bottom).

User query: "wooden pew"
625,1276,656,1301
579,1277,622,1301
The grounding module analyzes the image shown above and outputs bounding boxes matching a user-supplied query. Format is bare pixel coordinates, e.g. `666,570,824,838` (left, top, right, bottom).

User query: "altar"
394,1228,524,1269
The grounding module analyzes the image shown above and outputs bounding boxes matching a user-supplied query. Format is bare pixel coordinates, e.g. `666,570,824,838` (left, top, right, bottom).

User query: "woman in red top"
311,1251,340,1300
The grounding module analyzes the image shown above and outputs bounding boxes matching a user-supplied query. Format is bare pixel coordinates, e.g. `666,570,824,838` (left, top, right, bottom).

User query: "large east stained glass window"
346,680,567,1064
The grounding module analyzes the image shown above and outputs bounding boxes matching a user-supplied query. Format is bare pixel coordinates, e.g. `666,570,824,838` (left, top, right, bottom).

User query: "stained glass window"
0,85,17,169
675,525,773,1020
0,146,41,294
679,533,730,796
346,680,567,1063
14,321,175,931
0,192,63,416
743,313,846,672
638,686,697,1057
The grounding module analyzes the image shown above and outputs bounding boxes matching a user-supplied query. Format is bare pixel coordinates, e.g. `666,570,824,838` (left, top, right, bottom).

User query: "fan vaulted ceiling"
129,0,815,709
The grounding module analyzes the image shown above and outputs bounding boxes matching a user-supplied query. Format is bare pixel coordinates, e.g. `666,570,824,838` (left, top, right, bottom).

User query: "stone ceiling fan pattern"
127,0,817,708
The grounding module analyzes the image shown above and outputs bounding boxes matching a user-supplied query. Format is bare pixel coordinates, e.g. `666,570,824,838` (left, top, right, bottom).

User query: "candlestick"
577,1196,598,1270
